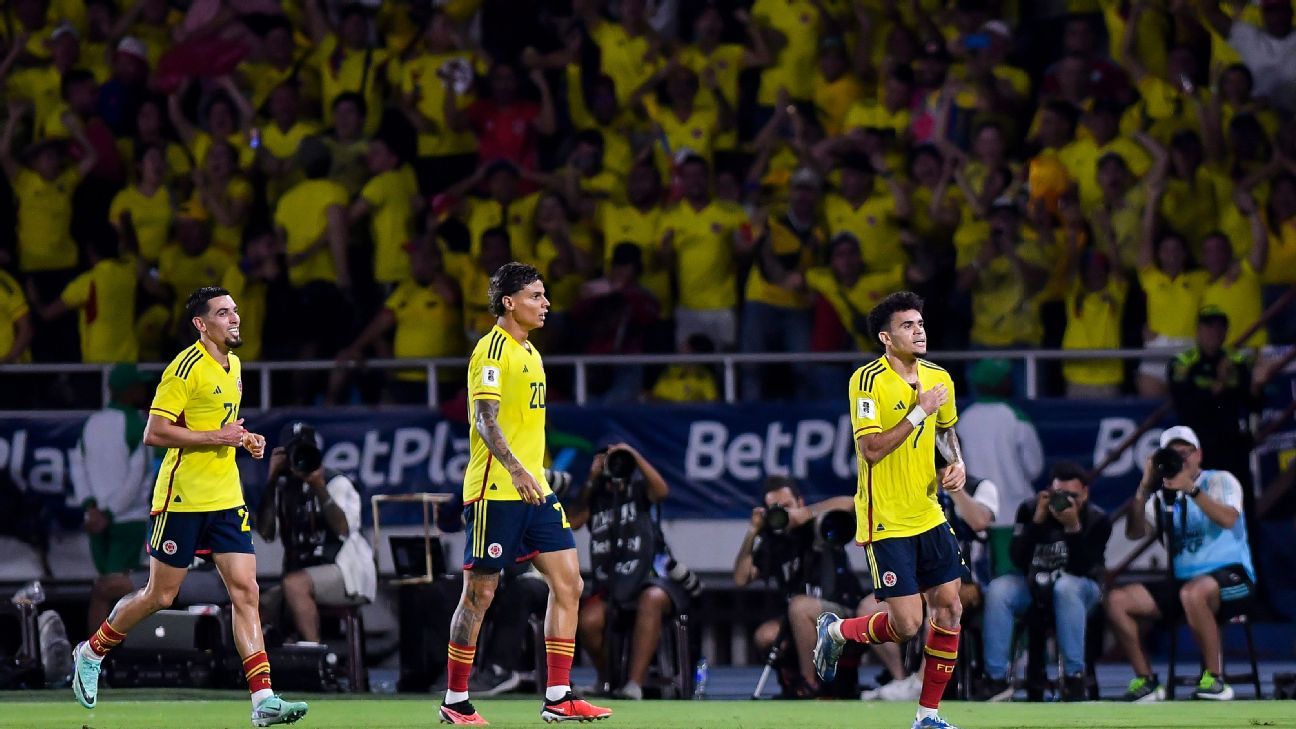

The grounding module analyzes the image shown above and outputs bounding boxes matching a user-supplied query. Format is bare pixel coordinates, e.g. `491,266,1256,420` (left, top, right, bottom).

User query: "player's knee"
553,574,583,605
890,612,923,642
466,581,497,609
146,584,179,611
754,620,780,650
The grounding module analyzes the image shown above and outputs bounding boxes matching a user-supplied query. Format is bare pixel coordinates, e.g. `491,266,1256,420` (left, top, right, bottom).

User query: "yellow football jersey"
849,356,958,543
149,342,246,513
462,326,551,504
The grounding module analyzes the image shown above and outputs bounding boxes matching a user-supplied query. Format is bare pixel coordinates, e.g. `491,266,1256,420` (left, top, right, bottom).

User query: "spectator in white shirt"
70,364,156,628
1202,0,1296,114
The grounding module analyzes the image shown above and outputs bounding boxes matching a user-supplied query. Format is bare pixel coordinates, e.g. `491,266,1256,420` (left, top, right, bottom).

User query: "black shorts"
147,506,256,568
1149,564,1255,622
865,523,965,599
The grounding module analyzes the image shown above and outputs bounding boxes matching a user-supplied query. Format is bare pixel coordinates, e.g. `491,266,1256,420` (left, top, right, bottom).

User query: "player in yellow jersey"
813,291,968,729
71,287,309,728
439,263,611,726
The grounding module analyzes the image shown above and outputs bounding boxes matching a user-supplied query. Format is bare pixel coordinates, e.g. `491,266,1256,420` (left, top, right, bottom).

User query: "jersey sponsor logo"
482,366,500,387
213,386,222,395
857,397,875,419
487,542,503,559
162,540,178,556
522,365,529,373
882,571,897,588
894,401,906,410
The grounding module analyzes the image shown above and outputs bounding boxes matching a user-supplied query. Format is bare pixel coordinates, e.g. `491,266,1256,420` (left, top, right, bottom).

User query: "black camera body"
1152,446,1185,482
604,449,636,482
1048,490,1074,513
281,422,323,475
763,505,791,536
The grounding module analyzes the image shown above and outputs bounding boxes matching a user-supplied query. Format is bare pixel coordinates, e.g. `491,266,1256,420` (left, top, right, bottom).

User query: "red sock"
920,620,960,709
839,612,901,645
242,650,273,695
447,643,476,693
87,621,126,658
544,636,575,689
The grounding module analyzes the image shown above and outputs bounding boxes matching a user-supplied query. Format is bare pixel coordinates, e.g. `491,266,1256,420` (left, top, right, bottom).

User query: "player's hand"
242,431,266,459
212,419,247,446
915,379,948,416
510,465,544,505
938,460,966,492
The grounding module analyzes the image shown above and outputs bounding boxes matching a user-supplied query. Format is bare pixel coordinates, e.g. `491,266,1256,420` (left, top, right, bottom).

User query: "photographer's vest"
588,477,663,607
276,468,345,572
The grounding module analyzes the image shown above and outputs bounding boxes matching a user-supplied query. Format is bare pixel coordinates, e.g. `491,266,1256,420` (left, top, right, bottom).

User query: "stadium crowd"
1,0,1295,407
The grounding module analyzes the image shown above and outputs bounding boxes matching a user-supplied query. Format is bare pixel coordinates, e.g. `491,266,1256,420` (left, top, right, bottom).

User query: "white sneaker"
861,674,922,701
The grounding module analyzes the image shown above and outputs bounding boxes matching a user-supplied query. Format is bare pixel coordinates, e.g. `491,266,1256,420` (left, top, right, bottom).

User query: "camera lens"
764,505,790,535
289,440,322,473
605,450,636,480
1049,490,1073,513
1152,447,1184,481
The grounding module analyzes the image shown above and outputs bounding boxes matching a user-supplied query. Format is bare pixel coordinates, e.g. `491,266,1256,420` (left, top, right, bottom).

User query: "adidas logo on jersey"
213,386,222,395
894,401,906,410
523,365,529,373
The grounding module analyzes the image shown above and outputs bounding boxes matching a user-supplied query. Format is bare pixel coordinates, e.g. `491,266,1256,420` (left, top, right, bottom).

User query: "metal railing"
0,345,1214,410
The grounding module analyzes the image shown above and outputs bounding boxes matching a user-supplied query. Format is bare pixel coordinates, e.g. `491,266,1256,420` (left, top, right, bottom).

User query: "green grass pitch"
3,691,1295,729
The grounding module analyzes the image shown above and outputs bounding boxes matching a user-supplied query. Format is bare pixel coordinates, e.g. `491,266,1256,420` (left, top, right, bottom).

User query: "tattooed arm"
474,399,544,503
935,427,967,492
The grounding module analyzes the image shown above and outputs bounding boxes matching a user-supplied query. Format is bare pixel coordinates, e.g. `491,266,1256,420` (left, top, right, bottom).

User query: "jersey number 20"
529,382,546,409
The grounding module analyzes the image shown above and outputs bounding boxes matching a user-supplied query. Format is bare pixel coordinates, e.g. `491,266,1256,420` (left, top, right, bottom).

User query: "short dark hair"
487,262,542,316
867,291,924,341
763,475,801,499
1051,460,1090,487
186,286,231,321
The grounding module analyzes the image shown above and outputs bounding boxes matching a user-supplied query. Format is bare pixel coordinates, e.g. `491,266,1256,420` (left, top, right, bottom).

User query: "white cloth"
69,409,153,523
958,402,1044,527
325,473,377,602
1228,21,1296,114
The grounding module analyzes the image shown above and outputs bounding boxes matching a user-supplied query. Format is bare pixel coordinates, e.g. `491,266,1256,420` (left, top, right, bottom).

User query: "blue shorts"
463,494,576,571
147,506,255,568
866,523,965,599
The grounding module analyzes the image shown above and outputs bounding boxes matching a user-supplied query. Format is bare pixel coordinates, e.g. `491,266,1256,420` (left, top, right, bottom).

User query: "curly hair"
866,290,925,341
487,262,543,316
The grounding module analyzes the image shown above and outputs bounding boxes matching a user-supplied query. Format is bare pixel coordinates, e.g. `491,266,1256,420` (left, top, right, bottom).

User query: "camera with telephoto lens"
815,510,855,548
1048,490,1075,513
1152,446,1185,483
604,449,637,482
283,423,322,475
762,504,791,536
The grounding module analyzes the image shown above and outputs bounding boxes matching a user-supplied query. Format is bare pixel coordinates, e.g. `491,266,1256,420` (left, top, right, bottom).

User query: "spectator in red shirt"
445,62,556,172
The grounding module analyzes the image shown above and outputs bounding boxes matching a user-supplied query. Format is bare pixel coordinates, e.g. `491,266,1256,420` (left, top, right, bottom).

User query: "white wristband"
906,405,928,429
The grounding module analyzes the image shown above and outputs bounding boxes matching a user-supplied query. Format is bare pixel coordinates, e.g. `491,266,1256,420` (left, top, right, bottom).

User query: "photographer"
258,422,375,644
571,443,694,700
734,477,884,699
1105,426,1255,702
977,462,1111,702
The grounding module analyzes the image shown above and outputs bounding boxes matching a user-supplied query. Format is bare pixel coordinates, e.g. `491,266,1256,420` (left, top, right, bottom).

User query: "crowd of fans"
1,0,1295,406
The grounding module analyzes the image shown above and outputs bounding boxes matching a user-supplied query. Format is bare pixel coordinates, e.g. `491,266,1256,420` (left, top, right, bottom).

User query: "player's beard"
225,330,244,348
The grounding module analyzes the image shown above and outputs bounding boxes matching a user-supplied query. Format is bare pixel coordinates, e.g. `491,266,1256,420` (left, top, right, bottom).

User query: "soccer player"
71,287,309,728
813,291,968,729
439,263,611,725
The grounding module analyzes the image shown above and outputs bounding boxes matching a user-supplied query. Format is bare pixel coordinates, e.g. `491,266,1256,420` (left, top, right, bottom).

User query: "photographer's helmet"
1159,425,1201,450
